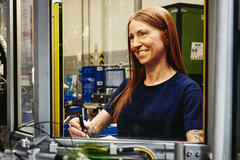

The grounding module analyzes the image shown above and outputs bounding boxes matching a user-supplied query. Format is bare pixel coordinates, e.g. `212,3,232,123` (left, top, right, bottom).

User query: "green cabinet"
165,3,204,86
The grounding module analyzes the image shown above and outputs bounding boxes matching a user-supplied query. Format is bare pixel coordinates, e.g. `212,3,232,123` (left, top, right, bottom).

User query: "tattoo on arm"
86,111,113,138
186,130,203,142
88,125,98,138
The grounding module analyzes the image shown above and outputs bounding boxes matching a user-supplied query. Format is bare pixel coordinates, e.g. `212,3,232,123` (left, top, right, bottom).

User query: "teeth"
139,51,147,55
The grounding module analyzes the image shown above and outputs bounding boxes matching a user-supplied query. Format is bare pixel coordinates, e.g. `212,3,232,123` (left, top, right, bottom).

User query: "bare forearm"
186,130,203,142
87,110,112,137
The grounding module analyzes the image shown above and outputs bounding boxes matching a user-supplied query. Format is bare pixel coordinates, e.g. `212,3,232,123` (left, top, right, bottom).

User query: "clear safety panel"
18,0,34,132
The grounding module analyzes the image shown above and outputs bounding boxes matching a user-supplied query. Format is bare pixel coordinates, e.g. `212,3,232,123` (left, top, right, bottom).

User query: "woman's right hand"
68,110,112,138
68,117,90,137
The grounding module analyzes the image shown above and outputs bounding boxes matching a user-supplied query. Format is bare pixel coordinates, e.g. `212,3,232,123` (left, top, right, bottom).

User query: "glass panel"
18,0,34,132
62,0,135,138
0,0,7,40
61,0,205,142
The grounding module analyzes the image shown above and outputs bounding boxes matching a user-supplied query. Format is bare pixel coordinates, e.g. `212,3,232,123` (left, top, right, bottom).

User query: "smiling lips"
137,49,149,55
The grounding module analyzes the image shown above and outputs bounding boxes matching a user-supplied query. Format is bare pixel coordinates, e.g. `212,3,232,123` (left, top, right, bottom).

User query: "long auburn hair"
111,6,187,122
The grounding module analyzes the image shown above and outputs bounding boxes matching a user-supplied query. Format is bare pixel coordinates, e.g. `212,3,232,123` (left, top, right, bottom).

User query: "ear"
164,29,169,45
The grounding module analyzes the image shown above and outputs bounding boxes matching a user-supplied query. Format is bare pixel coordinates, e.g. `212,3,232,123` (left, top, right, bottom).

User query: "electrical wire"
14,152,25,160
12,141,21,151
8,121,68,147
117,145,157,160
78,145,156,160
30,121,77,154
9,121,79,157
12,141,26,160
137,148,155,160
0,76,6,83
32,126,78,157
30,121,77,155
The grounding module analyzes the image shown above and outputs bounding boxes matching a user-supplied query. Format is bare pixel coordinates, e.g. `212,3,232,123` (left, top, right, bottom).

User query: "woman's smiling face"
129,20,167,66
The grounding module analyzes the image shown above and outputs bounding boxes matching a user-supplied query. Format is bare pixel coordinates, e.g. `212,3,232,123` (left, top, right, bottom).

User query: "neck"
144,61,177,86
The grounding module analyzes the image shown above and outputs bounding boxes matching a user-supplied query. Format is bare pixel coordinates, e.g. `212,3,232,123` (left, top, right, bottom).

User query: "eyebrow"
129,28,147,35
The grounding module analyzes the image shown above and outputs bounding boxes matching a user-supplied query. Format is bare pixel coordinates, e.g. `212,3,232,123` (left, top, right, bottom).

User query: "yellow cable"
78,146,155,159
138,148,155,160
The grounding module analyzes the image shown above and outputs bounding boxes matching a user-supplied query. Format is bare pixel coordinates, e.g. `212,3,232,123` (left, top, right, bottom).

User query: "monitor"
104,69,125,88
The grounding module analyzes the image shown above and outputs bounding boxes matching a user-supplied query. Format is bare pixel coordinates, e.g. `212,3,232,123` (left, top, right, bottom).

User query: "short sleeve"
183,82,203,132
104,78,129,116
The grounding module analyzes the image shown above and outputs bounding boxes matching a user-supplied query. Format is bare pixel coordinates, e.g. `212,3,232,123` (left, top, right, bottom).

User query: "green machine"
164,3,204,88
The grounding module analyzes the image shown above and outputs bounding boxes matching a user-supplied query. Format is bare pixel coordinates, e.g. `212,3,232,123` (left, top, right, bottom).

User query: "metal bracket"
184,144,210,160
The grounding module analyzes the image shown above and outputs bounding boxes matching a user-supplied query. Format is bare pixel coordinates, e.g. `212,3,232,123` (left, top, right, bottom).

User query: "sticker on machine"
97,66,103,71
97,81,103,86
21,75,30,86
190,42,203,60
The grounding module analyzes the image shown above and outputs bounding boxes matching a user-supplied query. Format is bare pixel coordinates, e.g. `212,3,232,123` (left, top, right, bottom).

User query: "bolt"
196,152,201,157
186,152,192,157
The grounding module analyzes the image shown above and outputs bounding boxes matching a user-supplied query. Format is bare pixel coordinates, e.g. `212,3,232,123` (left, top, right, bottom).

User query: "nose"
131,38,141,52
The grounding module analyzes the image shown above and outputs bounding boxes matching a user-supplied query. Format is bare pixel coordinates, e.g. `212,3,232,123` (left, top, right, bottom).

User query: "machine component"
27,148,41,159
4,118,209,159
1,130,210,160
109,143,117,155
91,92,111,104
20,138,31,148
49,142,58,153
49,138,209,160
175,142,184,160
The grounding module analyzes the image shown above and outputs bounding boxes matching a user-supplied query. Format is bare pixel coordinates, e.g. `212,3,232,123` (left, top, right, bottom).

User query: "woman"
69,6,203,142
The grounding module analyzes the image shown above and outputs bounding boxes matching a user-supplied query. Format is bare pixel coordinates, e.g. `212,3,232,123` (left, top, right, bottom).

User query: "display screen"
105,69,125,88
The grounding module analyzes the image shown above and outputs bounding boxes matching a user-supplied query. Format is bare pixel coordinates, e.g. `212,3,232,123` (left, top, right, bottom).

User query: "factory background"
63,0,203,78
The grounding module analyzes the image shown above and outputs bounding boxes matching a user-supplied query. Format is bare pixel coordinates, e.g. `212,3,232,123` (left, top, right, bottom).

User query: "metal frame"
6,0,16,146
208,0,235,159
33,0,51,137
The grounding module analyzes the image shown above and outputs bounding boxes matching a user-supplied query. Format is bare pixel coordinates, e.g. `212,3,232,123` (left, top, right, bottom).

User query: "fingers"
69,117,81,129
69,126,86,137
68,117,85,137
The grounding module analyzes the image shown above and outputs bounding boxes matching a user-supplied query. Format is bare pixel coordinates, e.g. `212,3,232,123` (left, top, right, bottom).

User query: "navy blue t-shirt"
104,72,203,140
